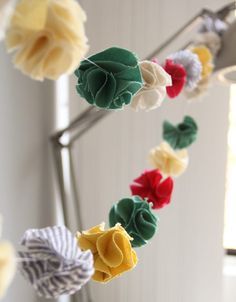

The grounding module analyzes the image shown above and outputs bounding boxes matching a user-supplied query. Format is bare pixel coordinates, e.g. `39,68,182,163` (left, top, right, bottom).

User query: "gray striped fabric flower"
18,226,94,299
170,50,202,90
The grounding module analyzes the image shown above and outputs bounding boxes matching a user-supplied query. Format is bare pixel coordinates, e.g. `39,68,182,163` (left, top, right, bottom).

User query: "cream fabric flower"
6,0,88,80
0,0,15,40
149,141,189,177
0,217,16,299
130,61,172,111
0,241,16,299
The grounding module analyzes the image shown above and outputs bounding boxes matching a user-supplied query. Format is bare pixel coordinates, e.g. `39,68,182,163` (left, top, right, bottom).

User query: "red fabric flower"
163,59,186,98
130,169,174,209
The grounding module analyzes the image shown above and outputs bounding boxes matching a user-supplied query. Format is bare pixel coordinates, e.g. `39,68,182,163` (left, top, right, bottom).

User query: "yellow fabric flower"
77,223,138,283
149,141,189,177
5,0,88,80
0,241,16,298
191,45,214,79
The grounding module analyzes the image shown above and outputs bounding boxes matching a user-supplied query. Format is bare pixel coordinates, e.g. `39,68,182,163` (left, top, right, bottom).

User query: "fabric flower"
170,50,202,90
163,59,186,98
149,142,189,177
0,241,16,299
19,226,94,299
109,196,158,247
5,0,88,80
77,223,138,283
194,32,221,55
0,215,16,299
0,0,15,41
200,16,228,35
130,169,173,210
191,45,214,79
163,116,198,149
130,60,172,111
75,47,143,109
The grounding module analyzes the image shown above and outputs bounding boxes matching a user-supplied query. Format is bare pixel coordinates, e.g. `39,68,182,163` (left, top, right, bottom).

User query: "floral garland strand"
0,0,228,102
0,116,198,299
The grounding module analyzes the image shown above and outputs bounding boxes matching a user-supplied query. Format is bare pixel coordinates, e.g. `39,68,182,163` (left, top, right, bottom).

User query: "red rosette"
130,169,174,209
164,59,186,98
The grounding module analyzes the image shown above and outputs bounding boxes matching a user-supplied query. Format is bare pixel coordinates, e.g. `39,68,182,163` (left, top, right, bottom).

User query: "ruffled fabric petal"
149,142,189,177
130,60,172,111
6,0,89,80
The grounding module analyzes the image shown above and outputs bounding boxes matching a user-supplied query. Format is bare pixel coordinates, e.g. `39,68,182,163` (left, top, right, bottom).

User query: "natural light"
224,84,236,250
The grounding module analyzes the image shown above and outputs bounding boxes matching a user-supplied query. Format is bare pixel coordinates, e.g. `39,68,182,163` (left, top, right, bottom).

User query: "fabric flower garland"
148,115,198,177
0,1,227,106
5,0,88,80
1,115,199,297
109,196,158,247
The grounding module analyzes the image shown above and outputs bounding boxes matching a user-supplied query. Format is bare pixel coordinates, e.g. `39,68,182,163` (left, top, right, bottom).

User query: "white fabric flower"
130,60,172,111
170,50,202,90
149,141,189,177
0,0,16,40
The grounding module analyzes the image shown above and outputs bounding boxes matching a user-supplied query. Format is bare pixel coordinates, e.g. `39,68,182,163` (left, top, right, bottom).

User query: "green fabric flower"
163,116,198,149
74,47,143,109
109,196,158,248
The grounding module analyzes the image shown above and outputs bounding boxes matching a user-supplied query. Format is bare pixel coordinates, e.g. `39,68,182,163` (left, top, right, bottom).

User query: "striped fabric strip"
18,226,94,299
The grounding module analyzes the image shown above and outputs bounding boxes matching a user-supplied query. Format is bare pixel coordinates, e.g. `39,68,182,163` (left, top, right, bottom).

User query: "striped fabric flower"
18,226,94,299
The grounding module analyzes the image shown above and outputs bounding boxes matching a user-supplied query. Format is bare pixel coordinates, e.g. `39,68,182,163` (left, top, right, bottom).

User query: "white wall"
69,1,230,302
0,1,231,302
0,43,55,302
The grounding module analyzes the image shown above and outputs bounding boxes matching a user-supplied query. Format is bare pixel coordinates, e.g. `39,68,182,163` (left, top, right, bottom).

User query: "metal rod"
145,9,213,60
51,141,69,227
216,1,236,20
68,146,94,302
69,110,109,144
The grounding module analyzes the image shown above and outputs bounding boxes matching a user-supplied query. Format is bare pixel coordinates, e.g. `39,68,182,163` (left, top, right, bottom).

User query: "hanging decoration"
0,112,198,298
18,226,94,298
77,223,138,283
163,59,187,98
163,116,198,149
130,60,172,111
75,47,143,109
149,142,189,177
130,169,173,209
5,0,88,80
109,196,158,247
0,0,228,299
